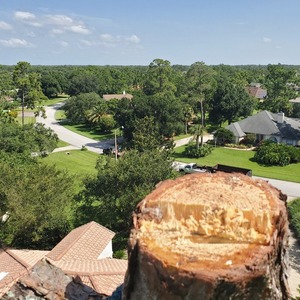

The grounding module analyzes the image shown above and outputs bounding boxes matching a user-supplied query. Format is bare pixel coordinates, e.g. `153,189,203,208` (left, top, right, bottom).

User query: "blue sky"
0,0,299,66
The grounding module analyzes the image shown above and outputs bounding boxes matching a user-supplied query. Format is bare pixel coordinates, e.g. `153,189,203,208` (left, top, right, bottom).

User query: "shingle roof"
226,122,245,138
46,221,115,262
234,110,280,135
227,110,300,141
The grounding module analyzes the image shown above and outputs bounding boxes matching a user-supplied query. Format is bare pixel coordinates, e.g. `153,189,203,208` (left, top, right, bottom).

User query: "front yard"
173,146,300,183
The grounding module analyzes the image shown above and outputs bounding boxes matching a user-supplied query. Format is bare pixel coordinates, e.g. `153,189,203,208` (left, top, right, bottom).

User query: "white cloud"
59,41,69,47
125,35,140,44
14,11,42,27
0,38,33,48
263,37,272,43
100,33,140,46
46,14,90,35
46,14,73,26
69,25,90,34
14,11,36,21
0,21,12,30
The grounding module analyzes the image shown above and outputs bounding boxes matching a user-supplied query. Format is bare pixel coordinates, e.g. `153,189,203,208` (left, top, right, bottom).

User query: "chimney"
277,112,284,124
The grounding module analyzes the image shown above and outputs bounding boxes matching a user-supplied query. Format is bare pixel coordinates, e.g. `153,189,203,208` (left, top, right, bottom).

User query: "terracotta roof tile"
46,221,115,261
50,258,127,275
103,94,133,100
9,249,49,267
0,249,30,297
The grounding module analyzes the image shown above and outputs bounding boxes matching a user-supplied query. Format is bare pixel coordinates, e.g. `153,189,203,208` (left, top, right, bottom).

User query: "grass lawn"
41,96,69,106
41,150,99,190
173,146,300,183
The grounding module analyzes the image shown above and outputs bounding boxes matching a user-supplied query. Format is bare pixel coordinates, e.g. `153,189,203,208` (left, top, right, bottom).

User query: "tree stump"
123,172,290,300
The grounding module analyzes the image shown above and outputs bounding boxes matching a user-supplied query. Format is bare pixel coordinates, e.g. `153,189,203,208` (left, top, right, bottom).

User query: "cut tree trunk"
123,172,290,300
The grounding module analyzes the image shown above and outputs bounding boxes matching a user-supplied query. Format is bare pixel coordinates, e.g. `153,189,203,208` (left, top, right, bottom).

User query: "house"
103,91,133,101
0,221,127,298
247,83,267,101
226,110,300,146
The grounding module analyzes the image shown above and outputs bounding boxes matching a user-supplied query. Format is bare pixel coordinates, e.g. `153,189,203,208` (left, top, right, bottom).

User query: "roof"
227,110,300,140
46,221,115,261
247,86,267,99
0,249,30,296
53,258,127,295
0,221,127,297
103,93,133,101
226,122,245,138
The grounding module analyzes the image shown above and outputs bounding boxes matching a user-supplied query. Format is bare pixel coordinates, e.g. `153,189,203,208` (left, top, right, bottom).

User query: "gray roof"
226,122,245,138
227,110,300,140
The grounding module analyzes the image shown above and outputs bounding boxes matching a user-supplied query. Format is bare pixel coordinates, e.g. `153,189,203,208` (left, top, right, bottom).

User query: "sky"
0,0,299,66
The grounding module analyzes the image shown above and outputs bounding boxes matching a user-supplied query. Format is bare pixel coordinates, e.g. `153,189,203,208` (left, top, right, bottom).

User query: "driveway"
36,103,114,154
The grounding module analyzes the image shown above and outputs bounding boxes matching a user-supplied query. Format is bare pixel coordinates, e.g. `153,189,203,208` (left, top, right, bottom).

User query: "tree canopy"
75,149,177,249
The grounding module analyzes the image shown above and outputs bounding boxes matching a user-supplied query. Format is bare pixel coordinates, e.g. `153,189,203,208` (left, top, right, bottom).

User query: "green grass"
41,96,69,106
41,150,99,176
16,116,36,124
57,140,70,147
60,121,119,141
41,150,99,190
173,146,300,183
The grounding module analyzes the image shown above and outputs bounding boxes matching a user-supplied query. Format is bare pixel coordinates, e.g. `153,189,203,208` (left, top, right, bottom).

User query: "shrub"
254,141,300,166
214,128,234,146
240,133,256,146
288,198,300,241
183,143,213,158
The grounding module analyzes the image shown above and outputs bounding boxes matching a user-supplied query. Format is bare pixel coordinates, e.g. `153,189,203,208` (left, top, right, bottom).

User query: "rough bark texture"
123,173,290,300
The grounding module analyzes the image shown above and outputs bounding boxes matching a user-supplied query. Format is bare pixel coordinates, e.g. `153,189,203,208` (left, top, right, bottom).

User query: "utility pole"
114,129,118,161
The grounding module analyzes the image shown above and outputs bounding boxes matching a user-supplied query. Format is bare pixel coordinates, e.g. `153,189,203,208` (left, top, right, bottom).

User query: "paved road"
36,103,114,154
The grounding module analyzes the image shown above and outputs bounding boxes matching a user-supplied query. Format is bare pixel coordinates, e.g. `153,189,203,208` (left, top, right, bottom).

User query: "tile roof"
0,221,127,297
248,86,267,99
51,258,127,275
46,221,115,261
9,249,49,266
103,93,133,100
0,249,30,297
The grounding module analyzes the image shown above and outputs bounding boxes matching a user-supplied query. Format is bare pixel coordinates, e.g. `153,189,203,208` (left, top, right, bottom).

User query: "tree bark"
123,173,290,300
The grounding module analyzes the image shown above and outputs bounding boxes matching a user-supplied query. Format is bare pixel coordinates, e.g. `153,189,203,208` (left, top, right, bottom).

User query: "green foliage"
209,76,254,126
0,153,76,249
0,121,58,155
240,133,256,146
288,198,300,242
183,142,213,158
254,141,300,166
13,61,45,125
214,128,234,145
75,149,177,250
261,64,297,114
63,92,101,123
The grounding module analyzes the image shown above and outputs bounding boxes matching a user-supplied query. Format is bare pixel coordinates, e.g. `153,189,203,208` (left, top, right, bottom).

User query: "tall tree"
143,59,177,97
262,64,298,114
186,62,216,148
209,76,254,126
13,61,45,126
